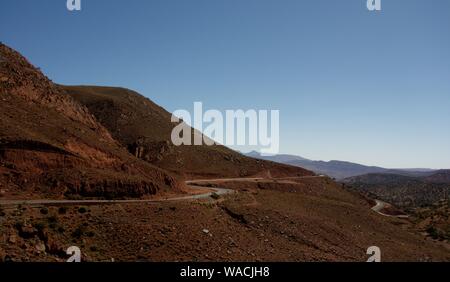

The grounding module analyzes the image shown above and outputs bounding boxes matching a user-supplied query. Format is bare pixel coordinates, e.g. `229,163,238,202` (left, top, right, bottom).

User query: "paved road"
0,181,234,208
1,175,397,220
0,175,323,208
371,199,409,218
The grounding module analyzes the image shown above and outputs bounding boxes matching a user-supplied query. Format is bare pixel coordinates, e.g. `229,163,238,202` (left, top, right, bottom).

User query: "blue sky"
1,0,450,168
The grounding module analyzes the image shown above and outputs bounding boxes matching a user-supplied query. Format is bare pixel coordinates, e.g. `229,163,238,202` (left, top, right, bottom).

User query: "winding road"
0,180,234,208
0,175,322,208
371,199,409,218
0,175,404,220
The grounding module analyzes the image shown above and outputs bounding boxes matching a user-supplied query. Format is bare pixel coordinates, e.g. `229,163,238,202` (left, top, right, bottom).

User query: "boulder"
8,234,17,244
45,236,65,257
35,243,46,253
38,228,49,242
18,224,38,239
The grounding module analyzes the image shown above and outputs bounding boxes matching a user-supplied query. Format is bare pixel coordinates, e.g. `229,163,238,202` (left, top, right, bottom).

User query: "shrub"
58,207,67,215
14,221,23,230
47,215,58,224
426,226,446,240
71,226,85,239
78,207,88,214
211,192,221,200
33,222,46,231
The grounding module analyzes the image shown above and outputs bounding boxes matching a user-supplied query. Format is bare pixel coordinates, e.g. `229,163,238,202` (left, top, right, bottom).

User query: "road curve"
371,200,409,218
0,175,324,208
1,175,396,220
0,181,234,208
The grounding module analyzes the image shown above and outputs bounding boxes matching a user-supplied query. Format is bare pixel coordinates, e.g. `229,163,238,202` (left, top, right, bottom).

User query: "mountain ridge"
0,43,182,199
64,85,313,179
244,151,440,179
0,43,313,200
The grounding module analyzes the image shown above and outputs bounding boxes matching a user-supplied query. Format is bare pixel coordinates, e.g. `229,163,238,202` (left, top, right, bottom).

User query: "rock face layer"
0,43,181,199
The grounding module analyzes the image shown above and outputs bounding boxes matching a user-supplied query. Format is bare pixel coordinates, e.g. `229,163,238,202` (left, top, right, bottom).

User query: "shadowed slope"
65,85,313,179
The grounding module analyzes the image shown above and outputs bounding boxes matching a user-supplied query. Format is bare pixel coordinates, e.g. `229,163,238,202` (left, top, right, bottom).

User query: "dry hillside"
0,43,181,199
65,85,312,179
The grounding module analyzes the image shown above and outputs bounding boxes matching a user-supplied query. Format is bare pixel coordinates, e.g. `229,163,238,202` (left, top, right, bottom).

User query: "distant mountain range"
244,151,439,180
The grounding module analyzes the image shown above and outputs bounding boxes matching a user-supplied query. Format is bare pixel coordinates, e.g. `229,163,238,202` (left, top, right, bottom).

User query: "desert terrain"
1,43,449,262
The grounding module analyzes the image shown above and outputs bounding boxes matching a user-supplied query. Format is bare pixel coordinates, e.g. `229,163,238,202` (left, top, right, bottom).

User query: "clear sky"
1,0,450,168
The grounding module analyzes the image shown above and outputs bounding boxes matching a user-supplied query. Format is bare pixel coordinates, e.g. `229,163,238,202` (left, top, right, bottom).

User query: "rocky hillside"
343,171,450,243
0,43,310,200
343,172,450,209
2,176,449,262
424,170,450,184
0,43,182,199
65,85,312,179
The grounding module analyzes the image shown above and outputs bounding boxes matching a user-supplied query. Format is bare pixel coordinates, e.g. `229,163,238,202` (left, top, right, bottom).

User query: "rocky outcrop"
128,139,174,162
0,43,183,199
0,44,114,143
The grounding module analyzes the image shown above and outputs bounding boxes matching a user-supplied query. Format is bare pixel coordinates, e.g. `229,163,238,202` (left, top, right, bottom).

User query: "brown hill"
64,85,312,179
0,44,448,263
343,171,450,243
343,172,450,209
0,43,181,199
424,170,450,184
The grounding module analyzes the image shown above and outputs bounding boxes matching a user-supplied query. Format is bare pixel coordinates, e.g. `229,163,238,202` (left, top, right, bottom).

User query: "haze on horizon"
1,0,449,169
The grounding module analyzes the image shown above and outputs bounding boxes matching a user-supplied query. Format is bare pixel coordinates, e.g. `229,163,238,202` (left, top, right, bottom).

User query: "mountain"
0,43,311,200
286,160,390,180
65,86,312,179
245,151,309,163
244,151,390,179
1,44,449,262
244,151,438,180
0,43,183,199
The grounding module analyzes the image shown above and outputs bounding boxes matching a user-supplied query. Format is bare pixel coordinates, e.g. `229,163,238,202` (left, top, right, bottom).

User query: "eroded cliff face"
0,43,182,199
